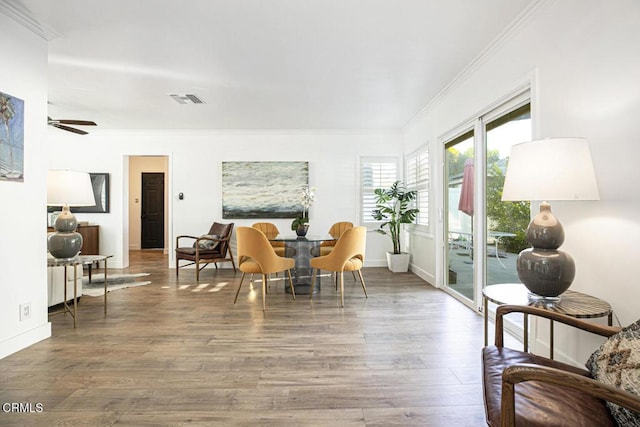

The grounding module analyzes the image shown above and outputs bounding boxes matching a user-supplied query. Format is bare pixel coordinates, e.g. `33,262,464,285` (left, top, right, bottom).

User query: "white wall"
404,0,640,363
48,130,403,269
0,13,51,358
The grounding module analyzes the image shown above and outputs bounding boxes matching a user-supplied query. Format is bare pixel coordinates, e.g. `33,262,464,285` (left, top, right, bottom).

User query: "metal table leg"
103,257,108,314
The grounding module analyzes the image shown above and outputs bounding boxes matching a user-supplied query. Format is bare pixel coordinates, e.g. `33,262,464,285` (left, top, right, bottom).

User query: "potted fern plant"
372,180,419,272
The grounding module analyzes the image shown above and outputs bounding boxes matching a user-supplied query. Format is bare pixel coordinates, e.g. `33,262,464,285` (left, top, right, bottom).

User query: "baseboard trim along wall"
0,323,51,360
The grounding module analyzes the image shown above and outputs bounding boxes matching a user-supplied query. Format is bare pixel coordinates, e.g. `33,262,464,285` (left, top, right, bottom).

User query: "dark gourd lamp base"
516,202,575,300
47,205,83,260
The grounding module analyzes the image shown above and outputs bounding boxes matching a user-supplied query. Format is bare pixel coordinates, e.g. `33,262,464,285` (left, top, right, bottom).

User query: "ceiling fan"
47,117,97,135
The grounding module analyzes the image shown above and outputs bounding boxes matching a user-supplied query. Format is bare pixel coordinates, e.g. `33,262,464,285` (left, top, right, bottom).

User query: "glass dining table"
269,234,335,295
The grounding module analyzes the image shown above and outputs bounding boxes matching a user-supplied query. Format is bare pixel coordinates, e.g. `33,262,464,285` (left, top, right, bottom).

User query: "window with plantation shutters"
360,157,399,224
406,146,430,228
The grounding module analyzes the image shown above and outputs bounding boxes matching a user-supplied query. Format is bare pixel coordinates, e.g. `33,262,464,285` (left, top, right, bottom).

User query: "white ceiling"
9,0,535,131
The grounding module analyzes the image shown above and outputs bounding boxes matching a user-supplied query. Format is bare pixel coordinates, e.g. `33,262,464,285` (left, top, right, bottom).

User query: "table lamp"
47,170,96,260
501,138,599,299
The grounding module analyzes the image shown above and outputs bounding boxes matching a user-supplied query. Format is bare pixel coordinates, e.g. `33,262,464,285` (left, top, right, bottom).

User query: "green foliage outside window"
486,161,530,253
448,147,530,254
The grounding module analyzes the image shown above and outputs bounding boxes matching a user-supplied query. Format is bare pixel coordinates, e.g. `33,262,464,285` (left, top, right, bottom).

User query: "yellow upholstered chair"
319,221,354,256
252,222,286,257
310,226,367,307
234,226,295,311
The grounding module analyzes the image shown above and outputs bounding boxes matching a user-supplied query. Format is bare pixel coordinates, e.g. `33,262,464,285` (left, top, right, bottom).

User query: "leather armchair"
482,304,640,426
175,222,236,281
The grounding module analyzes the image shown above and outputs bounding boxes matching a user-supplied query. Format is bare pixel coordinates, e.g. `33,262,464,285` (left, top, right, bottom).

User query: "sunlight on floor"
165,282,230,292
208,282,229,292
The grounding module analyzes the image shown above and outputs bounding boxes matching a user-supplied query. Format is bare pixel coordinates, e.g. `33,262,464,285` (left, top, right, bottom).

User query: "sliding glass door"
443,95,531,309
445,131,474,301
484,104,531,286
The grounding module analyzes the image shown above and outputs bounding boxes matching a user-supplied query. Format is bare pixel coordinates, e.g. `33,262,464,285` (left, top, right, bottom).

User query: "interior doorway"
141,172,165,249
128,156,169,254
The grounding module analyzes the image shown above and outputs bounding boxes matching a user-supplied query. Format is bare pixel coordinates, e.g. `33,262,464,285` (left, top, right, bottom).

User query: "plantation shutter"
361,158,399,224
406,147,430,228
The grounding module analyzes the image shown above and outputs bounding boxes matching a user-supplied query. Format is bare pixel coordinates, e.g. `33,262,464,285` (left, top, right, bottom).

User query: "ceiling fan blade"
53,123,89,135
55,119,97,126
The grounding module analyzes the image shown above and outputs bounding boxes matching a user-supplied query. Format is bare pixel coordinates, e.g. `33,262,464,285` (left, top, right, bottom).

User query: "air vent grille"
169,94,205,104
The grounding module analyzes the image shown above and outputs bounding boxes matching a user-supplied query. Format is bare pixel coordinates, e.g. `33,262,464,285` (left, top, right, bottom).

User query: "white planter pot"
386,252,410,273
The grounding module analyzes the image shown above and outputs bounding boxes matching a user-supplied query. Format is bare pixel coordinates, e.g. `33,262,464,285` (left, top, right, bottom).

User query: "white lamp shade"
47,170,96,207
501,137,600,201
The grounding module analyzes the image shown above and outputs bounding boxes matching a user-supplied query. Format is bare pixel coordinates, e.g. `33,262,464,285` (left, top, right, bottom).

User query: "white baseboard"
365,258,388,267
0,323,51,360
409,263,434,285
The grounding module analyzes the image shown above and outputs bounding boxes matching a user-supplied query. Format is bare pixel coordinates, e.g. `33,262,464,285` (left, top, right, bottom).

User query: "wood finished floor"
0,251,487,426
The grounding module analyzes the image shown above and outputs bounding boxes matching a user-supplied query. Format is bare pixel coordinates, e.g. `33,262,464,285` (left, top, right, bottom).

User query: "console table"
483,283,612,358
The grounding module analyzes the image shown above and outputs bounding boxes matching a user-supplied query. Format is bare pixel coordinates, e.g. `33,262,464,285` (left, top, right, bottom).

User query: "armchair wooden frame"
484,304,640,426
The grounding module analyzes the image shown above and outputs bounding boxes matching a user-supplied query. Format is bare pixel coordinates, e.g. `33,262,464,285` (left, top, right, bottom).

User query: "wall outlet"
20,303,31,321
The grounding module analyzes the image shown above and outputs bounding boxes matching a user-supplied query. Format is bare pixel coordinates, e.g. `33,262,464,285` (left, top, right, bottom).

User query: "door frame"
122,154,172,268
440,122,485,312
437,82,533,313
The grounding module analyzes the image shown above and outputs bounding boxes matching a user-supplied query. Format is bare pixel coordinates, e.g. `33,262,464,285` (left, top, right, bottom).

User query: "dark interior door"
141,172,165,249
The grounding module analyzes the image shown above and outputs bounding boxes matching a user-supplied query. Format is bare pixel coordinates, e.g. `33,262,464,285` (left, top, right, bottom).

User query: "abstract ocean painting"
222,161,309,218
0,91,24,182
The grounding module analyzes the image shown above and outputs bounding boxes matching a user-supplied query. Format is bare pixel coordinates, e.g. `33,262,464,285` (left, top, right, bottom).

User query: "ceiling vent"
169,94,205,104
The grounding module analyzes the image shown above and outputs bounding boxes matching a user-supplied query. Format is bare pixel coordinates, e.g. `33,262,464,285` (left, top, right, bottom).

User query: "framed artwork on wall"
222,161,308,218
48,173,110,213
75,173,110,213
0,91,24,182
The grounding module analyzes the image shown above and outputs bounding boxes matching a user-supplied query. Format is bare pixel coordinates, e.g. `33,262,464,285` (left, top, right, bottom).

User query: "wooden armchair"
482,304,640,426
175,222,236,281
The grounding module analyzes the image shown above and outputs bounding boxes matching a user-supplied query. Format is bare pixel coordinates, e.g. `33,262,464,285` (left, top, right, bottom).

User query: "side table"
47,256,81,328
48,254,114,327
483,283,612,359
78,254,113,314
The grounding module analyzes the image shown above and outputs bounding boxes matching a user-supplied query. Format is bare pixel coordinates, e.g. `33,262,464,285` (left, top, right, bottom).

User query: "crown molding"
58,128,404,138
404,0,551,129
0,0,60,40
